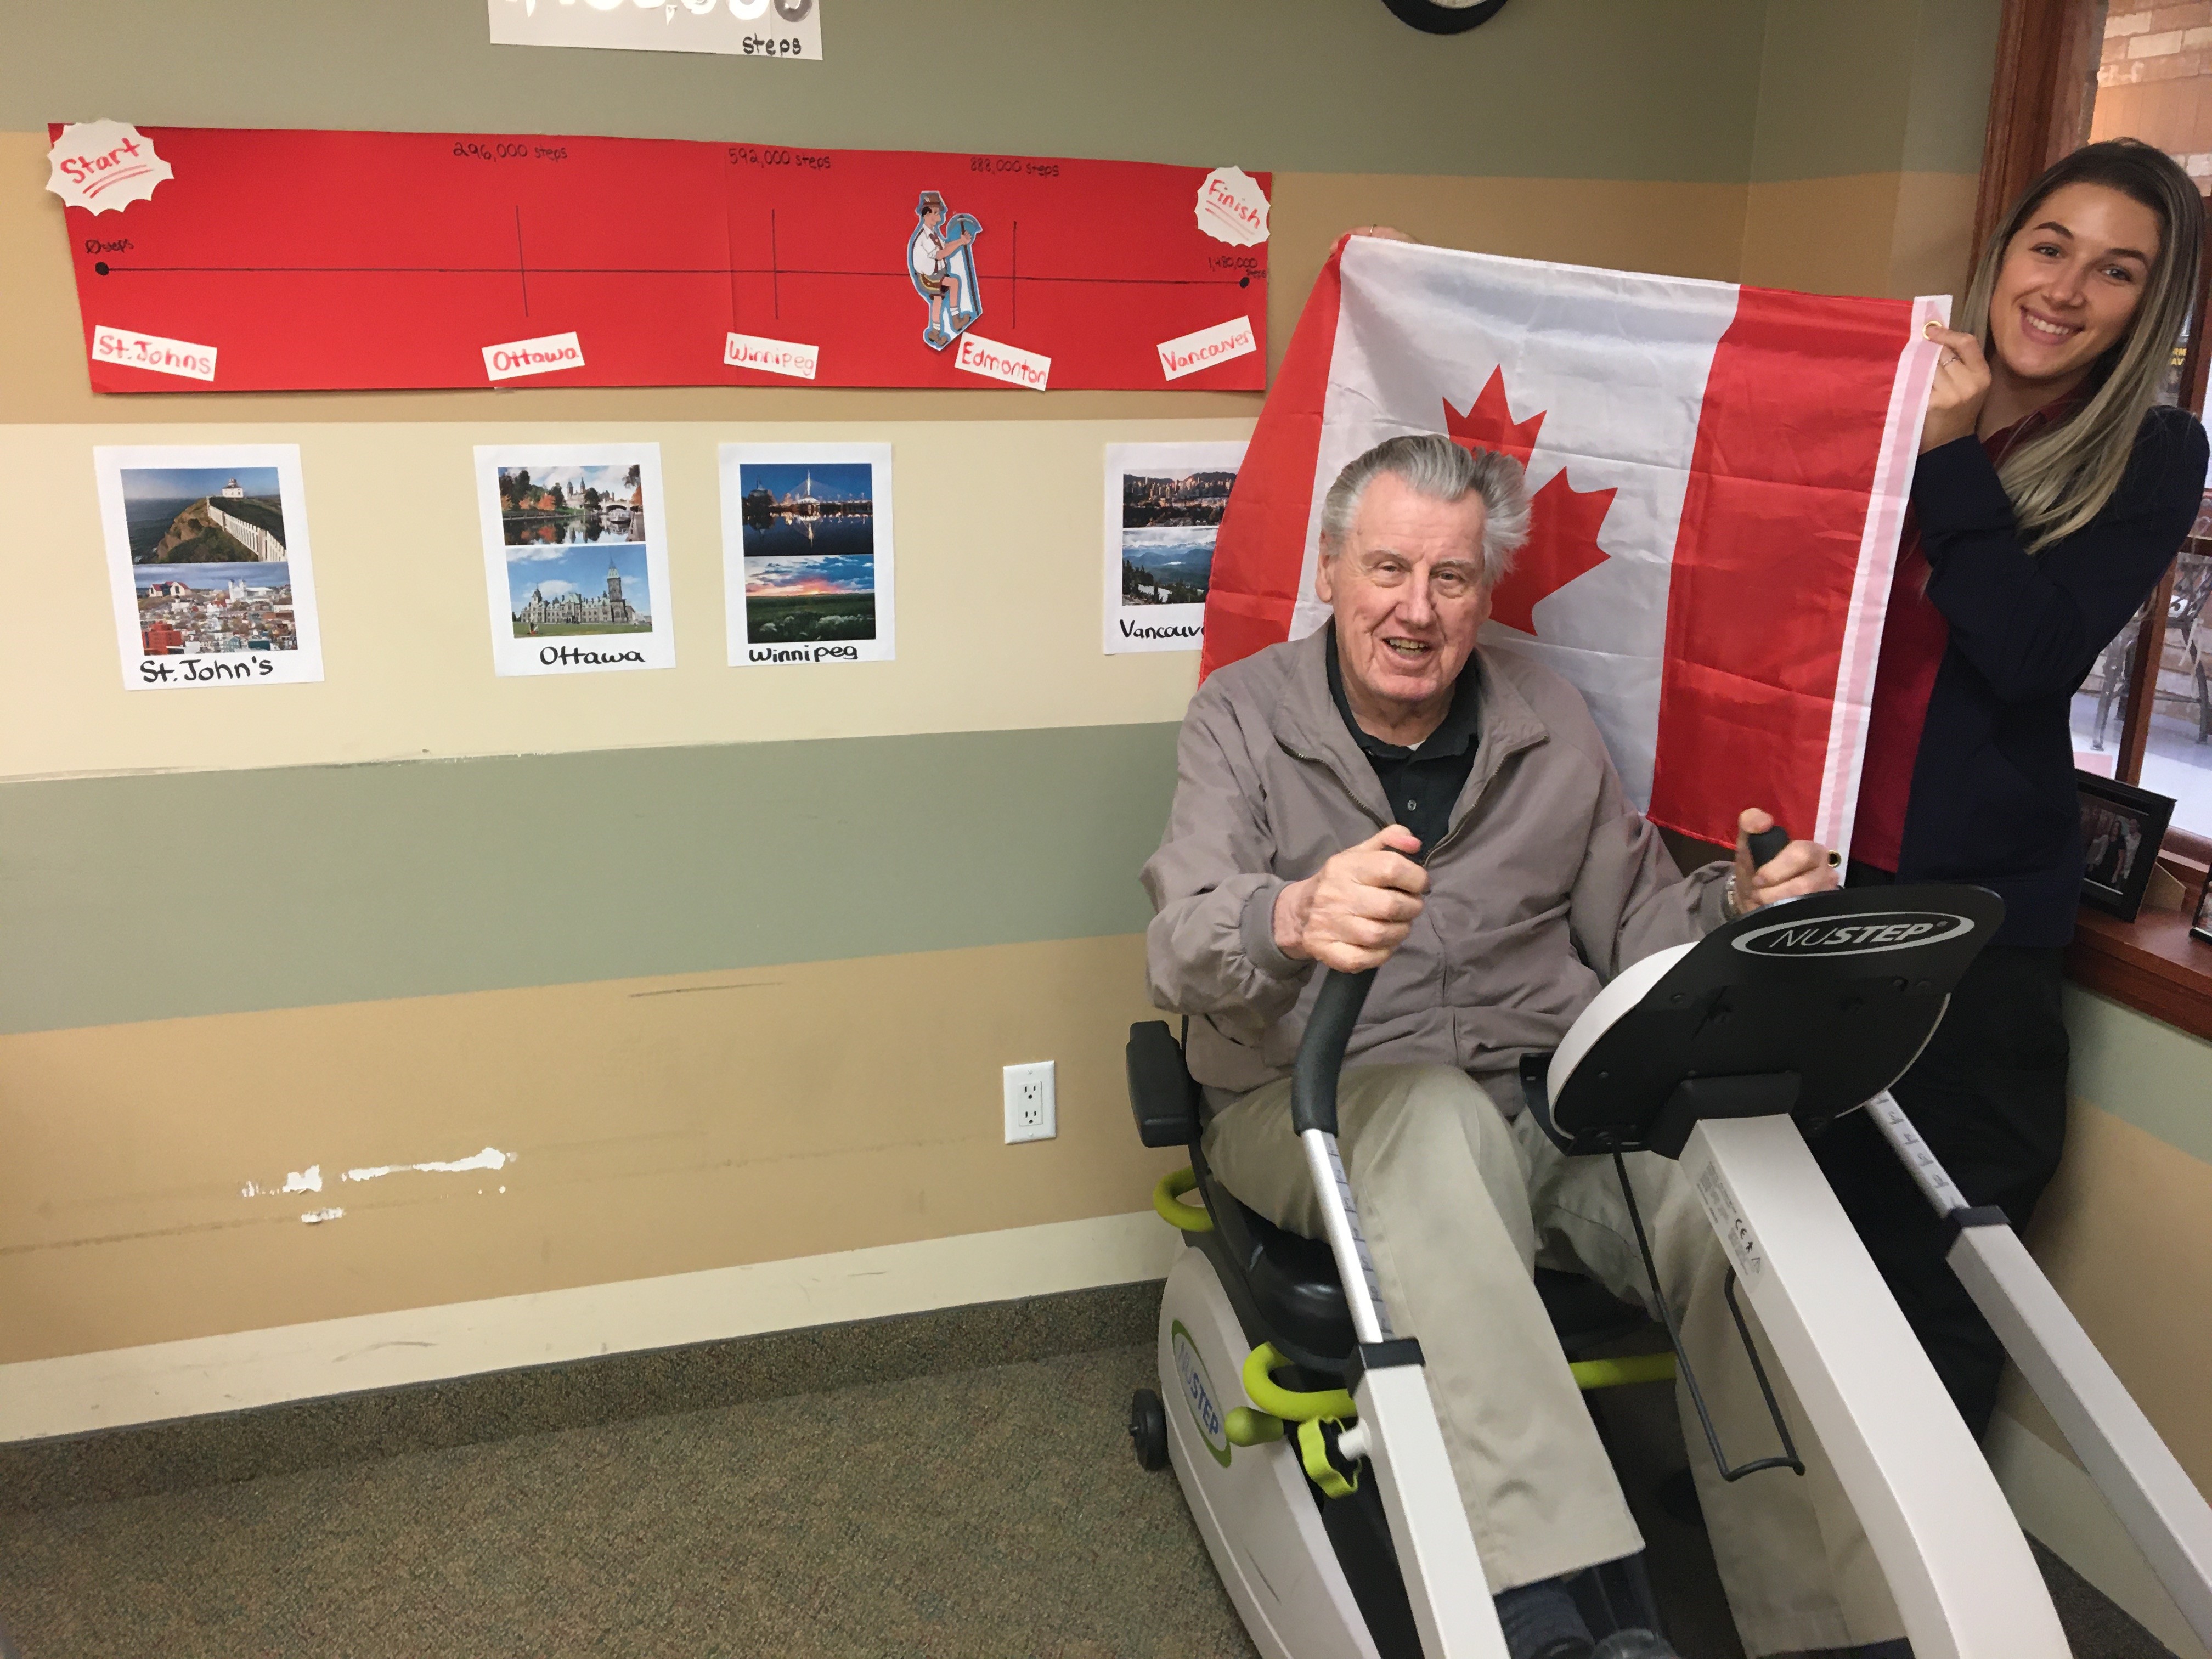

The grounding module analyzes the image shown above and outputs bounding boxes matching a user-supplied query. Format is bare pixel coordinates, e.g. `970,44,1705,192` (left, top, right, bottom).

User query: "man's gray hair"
1316,433,1530,586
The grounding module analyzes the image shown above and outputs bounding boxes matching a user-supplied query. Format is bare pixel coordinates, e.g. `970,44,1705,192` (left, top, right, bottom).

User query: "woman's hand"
1920,322,1992,453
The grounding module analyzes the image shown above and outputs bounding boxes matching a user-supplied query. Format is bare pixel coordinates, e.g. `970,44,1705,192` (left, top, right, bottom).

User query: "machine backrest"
1127,1020,1202,1148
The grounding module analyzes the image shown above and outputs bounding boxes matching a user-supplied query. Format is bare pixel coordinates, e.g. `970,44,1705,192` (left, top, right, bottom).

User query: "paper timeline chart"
720,443,895,668
474,444,676,676
1104,442,1245,656
94,443,325,691
53,125,1270,395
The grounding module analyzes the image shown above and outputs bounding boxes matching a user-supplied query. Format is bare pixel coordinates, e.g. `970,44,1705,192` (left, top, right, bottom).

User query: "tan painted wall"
1737,170,1982,301
0,416,1238,780
0,934,1176,1363
2001,1099,2212,1491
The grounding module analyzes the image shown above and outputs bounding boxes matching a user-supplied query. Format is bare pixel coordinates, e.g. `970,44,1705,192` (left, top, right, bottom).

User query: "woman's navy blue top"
1897,403,2207,946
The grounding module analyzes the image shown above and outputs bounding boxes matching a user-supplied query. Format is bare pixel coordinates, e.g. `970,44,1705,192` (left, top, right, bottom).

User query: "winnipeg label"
724,331,819,380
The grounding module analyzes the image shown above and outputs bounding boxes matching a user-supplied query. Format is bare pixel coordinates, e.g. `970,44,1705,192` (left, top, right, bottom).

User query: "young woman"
1822,138,2208,1437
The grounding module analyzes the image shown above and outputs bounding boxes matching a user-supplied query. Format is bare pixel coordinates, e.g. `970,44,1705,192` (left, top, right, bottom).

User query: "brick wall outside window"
2095,0,2212,177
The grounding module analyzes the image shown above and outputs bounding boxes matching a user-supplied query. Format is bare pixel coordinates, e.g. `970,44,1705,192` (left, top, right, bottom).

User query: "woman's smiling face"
1988,180,2163,392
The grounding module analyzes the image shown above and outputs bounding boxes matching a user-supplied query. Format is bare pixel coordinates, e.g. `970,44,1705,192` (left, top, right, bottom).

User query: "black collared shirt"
1326,629,1481,859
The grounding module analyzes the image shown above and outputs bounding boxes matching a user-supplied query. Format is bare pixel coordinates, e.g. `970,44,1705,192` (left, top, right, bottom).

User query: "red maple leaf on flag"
1442,368,1616,636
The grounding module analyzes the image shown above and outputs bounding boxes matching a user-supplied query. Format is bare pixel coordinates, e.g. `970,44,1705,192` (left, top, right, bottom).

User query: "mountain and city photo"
1120,467,1233,607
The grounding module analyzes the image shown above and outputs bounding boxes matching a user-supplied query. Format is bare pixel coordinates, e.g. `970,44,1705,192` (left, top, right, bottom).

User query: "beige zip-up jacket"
1141,628,1732,1107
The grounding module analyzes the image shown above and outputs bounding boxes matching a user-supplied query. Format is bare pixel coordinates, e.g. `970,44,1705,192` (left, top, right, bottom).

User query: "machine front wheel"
1128,1387,1170,1471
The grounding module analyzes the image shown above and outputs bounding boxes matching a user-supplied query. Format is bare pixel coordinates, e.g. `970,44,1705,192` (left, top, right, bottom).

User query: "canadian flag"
1203,235,1946,853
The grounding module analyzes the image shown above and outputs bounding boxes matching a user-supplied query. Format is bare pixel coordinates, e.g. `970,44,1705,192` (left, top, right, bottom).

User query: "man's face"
1316,471,1490,717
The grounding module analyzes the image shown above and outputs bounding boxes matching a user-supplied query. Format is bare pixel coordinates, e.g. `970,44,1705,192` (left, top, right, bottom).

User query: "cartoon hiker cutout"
909,190,983,350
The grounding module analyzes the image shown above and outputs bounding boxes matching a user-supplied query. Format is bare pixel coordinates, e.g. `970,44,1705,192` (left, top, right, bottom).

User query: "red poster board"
53,126,1271,393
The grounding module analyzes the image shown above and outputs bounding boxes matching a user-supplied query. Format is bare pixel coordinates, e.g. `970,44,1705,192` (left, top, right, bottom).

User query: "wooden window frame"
1979,0,2212,1035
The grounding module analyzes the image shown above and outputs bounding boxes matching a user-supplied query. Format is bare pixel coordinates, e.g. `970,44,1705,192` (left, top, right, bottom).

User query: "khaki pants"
1205,1064,1904,1657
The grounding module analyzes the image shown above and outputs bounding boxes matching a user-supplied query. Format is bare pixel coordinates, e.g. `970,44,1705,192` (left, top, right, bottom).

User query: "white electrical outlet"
1003,1060,1056,1143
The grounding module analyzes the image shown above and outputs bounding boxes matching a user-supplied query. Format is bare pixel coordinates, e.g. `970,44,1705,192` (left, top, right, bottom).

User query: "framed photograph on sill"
2078,771,2175,923
2191,864,2212,948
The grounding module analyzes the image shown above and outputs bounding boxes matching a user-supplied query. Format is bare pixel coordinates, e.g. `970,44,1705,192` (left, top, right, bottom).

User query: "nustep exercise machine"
1127,863,2212,1659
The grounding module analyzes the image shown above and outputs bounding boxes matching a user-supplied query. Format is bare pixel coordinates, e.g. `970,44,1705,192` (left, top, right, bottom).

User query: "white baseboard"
1985,1408,2208,1659
0,1211,1181,1446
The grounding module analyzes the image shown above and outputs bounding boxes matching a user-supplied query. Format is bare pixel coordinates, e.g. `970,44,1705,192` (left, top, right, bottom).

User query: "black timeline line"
515,207,529,316
1011,220,1018,328
95,264,1262,286
770,210,780,320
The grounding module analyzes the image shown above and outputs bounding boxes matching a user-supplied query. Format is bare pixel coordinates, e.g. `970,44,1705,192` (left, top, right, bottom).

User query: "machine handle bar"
1746,825,1790,869
1291,967,1378,1136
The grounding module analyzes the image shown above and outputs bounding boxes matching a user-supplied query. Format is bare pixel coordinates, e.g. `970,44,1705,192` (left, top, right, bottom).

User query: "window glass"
2088,2,2212,834
2140,545,2212,833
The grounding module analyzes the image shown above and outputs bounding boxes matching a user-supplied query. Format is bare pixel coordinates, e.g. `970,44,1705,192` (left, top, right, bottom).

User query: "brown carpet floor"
0,1340,2180,1658
0,1345,1252,1659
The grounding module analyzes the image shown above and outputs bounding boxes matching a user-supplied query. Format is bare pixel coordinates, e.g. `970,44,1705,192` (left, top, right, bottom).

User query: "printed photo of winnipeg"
498,462,646,545
739,462,876,644
122,466,297,655
1121,466,1237,606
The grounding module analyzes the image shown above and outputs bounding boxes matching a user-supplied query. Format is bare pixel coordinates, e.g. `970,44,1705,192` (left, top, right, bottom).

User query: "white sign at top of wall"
489,0,822,59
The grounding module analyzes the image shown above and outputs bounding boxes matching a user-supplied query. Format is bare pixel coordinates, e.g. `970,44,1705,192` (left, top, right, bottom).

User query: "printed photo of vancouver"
121,466,297,654
1120,466,1236,606
739,462,876,644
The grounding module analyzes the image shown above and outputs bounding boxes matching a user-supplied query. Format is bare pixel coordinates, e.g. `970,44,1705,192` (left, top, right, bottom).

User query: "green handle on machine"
1225,1407,1284,1446
1242,1342,1356,1424
1297,1418,1359,1498
1153,1167,1214,1233
1570,1352,1678,1390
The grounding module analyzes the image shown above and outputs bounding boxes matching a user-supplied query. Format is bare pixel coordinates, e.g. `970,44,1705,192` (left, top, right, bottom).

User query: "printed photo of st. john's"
121,465,289,564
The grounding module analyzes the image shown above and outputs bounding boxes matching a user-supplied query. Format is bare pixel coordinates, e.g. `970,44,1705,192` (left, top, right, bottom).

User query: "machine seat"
1128,1019,1650,1370
1189,1128,1649,1371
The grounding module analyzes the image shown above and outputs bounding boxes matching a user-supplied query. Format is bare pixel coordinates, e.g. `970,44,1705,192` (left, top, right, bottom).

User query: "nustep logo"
1731,911,1973,958
1170,1321,1232,1468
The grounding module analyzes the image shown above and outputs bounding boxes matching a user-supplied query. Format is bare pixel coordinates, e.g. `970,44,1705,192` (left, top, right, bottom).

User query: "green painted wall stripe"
2,0,1774,183
2063,988,2212,1168
0,725,1181,1035
1750,0,2000,183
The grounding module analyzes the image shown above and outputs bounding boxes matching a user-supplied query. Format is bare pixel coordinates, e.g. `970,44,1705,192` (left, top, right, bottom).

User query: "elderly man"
1143,435,1905,1659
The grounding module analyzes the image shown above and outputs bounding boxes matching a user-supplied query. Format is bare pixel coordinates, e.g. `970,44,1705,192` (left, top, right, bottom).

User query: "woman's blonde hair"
1960,138,2203,551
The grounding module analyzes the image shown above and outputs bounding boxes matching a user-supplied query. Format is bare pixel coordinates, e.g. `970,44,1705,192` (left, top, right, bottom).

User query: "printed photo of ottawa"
738,462,876,644
1121,466,1236,607
498,462,646,546
508,543,653,637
